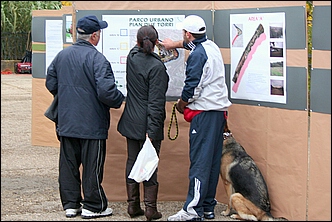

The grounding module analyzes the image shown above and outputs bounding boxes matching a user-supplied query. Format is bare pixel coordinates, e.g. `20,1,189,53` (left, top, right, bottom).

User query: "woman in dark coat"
117,25,169,221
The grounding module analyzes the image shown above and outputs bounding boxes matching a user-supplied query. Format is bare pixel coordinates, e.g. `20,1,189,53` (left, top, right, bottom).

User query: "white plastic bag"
128,136,159,183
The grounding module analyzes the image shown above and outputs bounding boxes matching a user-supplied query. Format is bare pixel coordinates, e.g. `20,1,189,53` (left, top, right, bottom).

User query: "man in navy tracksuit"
161,15,232,221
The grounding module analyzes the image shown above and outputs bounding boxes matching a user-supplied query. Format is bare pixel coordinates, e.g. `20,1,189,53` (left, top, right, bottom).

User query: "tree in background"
1,1,62,33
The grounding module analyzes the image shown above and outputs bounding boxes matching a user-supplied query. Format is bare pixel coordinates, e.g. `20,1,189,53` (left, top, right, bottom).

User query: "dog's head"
223,120,238,149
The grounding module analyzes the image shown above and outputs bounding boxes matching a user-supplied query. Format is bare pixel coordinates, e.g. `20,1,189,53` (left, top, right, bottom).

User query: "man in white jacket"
161,15,232,221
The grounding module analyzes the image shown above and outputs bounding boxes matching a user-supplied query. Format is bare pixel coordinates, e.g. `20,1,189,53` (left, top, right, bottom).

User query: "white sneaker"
167,209,204,221
65,207,82,218
81,207,113,219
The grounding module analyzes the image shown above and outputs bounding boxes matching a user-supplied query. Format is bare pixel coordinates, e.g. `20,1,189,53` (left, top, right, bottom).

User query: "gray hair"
77,33,92,41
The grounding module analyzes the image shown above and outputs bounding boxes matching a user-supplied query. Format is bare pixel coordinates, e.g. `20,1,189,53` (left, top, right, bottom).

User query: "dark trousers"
125,137,161,186
58,136,108,212
183,111,226,217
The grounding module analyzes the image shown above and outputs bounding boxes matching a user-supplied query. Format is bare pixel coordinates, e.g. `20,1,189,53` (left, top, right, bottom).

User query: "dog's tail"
263,212,288,221
271,215,289,221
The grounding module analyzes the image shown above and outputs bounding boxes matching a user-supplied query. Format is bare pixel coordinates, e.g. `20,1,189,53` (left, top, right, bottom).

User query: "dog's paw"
230,214,240,219
221,210,229,216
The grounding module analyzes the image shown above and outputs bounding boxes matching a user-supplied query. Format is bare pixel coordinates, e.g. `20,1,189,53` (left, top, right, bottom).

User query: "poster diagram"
102,15,186,97
230,12,286,104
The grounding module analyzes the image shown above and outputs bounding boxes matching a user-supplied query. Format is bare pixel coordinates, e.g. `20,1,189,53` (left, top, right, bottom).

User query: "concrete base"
1,60,21,73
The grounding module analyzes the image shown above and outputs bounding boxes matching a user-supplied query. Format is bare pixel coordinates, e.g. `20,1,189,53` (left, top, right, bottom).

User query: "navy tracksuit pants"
58,137,108,213
183,111,227,217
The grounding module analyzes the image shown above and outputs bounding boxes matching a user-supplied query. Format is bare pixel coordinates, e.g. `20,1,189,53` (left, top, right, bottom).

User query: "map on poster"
230,12,286,104
102,15,186,97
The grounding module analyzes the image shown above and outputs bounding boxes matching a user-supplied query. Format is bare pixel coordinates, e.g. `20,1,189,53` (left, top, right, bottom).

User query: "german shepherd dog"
220,121,287,221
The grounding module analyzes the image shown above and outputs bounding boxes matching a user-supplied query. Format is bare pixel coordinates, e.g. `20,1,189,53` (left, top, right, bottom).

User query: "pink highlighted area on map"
232,28,266,93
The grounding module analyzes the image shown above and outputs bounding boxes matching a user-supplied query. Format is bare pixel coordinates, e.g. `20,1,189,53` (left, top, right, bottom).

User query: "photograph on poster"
270,24,283,38
270,79,284,96
270,60,284,77
231,23,243,47
270,41,284,57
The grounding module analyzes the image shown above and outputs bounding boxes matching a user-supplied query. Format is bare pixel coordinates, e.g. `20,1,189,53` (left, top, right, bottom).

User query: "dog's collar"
223,132,232,140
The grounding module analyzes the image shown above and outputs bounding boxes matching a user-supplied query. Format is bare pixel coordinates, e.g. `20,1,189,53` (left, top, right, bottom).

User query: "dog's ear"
223,120,232,140
224,120,231,134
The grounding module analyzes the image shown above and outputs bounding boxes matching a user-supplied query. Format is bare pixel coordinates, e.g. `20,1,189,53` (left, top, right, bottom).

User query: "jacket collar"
185,35,207,51
134,45,163,62
74,39,97,50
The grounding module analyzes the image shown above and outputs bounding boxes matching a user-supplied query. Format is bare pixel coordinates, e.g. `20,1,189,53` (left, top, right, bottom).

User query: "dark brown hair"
137,25,159,54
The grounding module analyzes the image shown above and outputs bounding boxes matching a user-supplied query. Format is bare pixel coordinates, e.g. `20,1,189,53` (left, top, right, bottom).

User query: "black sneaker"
204,211,215,219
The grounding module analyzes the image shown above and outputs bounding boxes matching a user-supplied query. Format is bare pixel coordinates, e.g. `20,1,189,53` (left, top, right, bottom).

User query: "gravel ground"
1,74,239,221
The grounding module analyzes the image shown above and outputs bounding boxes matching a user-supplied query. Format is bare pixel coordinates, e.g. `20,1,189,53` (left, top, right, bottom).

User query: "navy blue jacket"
46,39,124,139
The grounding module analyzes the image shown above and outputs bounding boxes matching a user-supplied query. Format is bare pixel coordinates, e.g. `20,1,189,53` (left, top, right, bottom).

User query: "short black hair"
191,33,205,39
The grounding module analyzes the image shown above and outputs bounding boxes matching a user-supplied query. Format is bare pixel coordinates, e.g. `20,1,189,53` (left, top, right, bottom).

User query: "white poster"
102,15,186,97
45,20,63,75
230,12,286,104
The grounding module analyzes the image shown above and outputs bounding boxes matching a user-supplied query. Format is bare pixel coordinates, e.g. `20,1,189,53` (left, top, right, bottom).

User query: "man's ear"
185,32,191,39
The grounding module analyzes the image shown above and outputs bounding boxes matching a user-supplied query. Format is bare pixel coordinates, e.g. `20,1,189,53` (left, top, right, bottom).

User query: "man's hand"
176,98,189,114
160,39,183,50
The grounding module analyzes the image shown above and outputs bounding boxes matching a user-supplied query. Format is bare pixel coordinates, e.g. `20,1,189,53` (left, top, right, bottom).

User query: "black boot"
144,184,162,221
126,182,144,218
